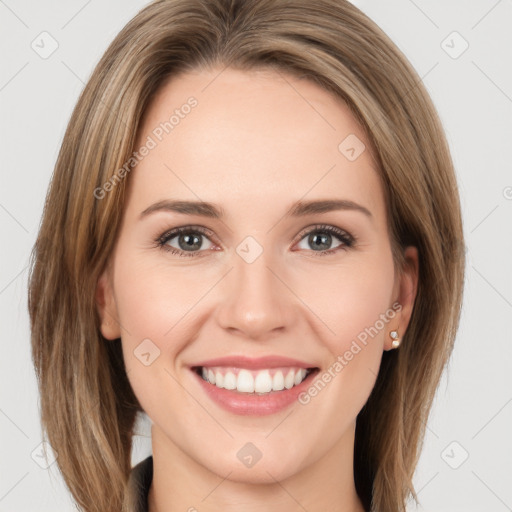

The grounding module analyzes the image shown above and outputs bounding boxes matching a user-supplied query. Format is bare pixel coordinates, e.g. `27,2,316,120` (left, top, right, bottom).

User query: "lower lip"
191,368,319,416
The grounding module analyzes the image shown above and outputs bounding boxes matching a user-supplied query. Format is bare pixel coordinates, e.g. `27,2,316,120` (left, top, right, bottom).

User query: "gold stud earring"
390,330,400,349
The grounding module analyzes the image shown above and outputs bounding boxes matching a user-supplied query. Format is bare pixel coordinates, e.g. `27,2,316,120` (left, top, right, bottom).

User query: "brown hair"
28,1,465,511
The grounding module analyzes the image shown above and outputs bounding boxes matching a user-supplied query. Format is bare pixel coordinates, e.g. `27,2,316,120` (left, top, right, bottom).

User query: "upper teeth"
200,366,309,394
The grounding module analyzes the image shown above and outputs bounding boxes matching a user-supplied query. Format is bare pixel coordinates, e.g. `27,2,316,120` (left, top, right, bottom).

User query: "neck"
148,421,365,512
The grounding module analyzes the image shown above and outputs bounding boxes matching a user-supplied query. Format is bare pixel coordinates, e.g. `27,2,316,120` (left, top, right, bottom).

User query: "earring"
390,330,400,349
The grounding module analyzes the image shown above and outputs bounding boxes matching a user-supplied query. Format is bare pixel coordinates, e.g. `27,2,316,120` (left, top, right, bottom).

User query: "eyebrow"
139,198,372,220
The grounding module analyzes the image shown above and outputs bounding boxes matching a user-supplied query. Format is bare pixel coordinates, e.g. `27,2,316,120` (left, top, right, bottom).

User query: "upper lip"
191,355,318,370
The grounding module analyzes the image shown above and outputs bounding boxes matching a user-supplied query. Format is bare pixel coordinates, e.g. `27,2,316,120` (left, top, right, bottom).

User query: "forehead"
126,66,385,223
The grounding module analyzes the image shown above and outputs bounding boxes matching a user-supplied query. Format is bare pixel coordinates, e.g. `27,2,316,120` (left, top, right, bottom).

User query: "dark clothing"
128,455,153,512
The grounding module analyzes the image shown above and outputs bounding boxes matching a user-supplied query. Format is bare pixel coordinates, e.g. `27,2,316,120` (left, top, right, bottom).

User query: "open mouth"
192,365,320,395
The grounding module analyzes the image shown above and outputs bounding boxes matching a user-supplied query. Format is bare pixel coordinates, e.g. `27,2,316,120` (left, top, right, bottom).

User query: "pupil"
310,232,331,250
180,233,201,251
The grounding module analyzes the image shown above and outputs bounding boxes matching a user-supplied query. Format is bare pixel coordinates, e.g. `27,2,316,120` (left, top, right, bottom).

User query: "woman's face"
97,66,417,483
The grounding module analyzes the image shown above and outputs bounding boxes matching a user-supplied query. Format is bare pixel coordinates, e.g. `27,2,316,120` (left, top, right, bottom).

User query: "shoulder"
127,455,153,512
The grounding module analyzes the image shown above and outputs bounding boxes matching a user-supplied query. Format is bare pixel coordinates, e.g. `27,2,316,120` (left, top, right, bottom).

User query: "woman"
28,1,465,511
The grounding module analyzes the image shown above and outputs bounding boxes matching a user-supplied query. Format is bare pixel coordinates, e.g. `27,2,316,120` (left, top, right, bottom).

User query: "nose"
215,249,294,340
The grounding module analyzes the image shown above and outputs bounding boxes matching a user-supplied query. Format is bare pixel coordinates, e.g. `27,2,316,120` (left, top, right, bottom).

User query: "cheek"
113,254,208,344
293,251,396,350
289,253,396,446
293,251,396,401
111,250,225,407
111,255,203,416
332,267,395,348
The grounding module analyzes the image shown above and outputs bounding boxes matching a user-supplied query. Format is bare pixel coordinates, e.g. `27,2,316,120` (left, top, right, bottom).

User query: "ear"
385,246,419,350
95,269,121,340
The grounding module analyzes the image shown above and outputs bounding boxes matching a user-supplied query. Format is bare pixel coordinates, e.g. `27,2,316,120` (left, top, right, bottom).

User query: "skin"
96,66,418,512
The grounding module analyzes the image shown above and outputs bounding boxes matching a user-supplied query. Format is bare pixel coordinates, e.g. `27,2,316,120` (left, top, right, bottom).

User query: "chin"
202,451,304,484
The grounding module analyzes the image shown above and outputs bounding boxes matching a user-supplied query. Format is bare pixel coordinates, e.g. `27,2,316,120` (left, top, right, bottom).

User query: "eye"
294,224,355,256
156,226,216,257
155,224,355,258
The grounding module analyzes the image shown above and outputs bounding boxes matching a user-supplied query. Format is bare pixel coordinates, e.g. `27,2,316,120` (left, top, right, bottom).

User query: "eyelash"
154,224,356,258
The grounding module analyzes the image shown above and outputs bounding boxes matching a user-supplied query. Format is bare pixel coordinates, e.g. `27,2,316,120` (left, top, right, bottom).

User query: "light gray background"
1,1,511,511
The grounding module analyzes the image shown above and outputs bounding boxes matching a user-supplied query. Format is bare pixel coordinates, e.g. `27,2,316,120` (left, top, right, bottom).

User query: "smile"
194,366,316,394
